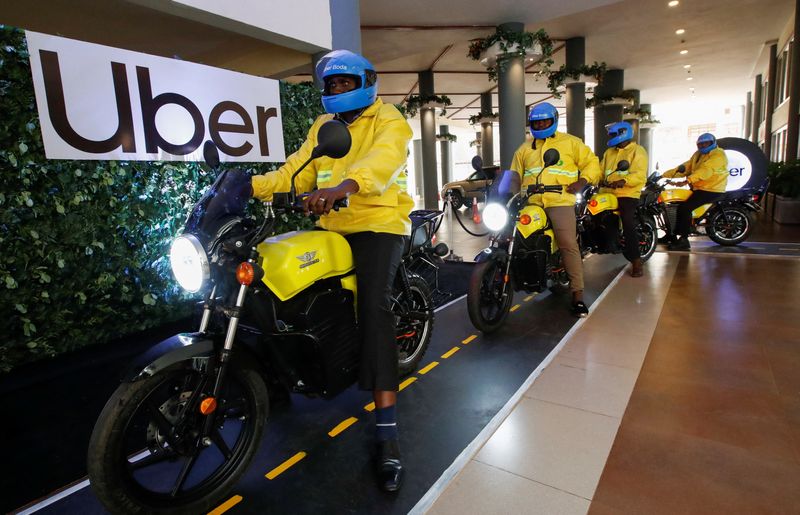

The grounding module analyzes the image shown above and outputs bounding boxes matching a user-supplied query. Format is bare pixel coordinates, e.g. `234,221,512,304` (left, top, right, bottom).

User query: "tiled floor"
425,249,800,515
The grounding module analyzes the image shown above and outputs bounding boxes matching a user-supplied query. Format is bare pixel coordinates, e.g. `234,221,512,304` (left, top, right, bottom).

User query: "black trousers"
675,190,723,237
618,197,641,262
345,232,405,392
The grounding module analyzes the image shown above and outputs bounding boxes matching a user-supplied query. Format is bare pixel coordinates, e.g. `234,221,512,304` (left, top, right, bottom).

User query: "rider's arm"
575,141,602,185
251,119,323,201
687,151,725,185
509,147,526,193
662,157,693,178
342,106,412,196
622,146,648,190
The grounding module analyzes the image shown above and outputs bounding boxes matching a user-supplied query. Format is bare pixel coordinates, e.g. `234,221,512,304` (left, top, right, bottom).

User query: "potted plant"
586,89,636,109
623,106,661,127
467,27,554,82
547,61,607,97
767,160,800,224
436,133,457,143
403,94,452,118
468,112,499,125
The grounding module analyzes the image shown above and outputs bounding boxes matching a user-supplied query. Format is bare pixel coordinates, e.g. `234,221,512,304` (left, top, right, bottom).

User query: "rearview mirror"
311,120,352,159
616,160,630,172
203,141,220,170
471,155,483,171
543,148,560,168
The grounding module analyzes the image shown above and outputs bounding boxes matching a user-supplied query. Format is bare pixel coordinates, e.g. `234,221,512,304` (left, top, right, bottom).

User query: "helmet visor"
323,74,361,95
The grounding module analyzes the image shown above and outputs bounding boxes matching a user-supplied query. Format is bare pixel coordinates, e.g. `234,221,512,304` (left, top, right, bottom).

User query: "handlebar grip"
332,198,349,211
527,184,564,195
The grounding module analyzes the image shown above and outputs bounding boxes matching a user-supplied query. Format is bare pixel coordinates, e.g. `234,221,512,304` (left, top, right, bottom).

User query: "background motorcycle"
467,149,570,333
650,165,768,246
87,121,433,514
574,160,658,262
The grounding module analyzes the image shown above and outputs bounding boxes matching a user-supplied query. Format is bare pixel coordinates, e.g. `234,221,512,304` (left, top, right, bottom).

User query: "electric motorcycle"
467,149,574,333
651,165,768,246
87,121,433,514
575,160,658,262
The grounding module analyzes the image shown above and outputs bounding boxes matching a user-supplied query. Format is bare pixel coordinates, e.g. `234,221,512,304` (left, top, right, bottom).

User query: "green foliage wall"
0,26,324,372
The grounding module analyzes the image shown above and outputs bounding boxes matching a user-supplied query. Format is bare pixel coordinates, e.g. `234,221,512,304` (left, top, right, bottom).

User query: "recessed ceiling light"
668,0,679,6
675,29,685,35
683,64,692,68
680,49,689,55
686,77,693,81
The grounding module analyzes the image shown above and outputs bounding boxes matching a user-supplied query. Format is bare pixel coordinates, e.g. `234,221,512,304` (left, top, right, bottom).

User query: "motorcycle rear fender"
475,247,509,264
123,333,215,383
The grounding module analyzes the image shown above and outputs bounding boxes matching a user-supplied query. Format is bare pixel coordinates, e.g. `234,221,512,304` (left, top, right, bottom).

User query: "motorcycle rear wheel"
467,259,514,333
707,207,753,246
394,274,434,376
638,215,658,262
88,363,267,514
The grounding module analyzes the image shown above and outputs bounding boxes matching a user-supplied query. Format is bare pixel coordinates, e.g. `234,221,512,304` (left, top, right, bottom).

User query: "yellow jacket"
252,98,413,236
600,142,648,199
510,131,602,208
662,147,728,193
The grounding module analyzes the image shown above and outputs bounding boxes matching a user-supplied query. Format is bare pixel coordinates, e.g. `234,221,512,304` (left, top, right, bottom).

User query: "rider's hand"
608,180,626,189
669,180,689,187
566,177,588,194
303,179,360,215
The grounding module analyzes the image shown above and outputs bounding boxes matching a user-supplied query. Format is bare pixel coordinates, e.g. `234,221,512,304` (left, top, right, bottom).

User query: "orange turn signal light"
236,262,255,285
199,397,217,415
589,199,598,207
519,214,532,225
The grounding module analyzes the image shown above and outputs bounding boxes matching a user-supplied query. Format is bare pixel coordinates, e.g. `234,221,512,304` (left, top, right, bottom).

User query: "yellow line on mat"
399,377,417,391
208,495,243,515
418,361,439,374
524,295,534,302
266,452,306,480
364,401,376,412
328,417,358,438
462,334,477,344
441,346,460,359
510,304,521,312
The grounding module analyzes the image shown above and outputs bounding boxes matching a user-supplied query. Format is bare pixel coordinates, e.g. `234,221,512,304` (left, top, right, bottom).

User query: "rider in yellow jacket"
600,121,648,277
252,50,411,493
510,102,601,317
661,133,728,250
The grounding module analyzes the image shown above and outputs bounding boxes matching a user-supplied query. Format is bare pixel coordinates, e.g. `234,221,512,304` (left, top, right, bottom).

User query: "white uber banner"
26,31,285,162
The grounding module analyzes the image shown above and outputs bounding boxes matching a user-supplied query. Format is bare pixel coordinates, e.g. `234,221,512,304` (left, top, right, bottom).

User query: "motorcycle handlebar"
294,194,350,212
526,184,564,195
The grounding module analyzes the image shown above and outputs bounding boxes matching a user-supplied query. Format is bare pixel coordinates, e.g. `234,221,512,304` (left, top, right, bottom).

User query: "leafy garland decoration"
585,89,637,109
403,94,452,118
436,133,457,142
468,112,499,125
624,106,661,124
467,27,554,82
546,61,607,97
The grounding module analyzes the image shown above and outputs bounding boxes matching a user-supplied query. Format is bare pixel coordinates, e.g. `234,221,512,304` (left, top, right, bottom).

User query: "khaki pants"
546,206,583,292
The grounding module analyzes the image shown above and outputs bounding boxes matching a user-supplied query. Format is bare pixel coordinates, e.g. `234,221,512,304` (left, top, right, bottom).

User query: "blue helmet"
315,50,378,114
528,102,559,139
606,121,634,147
696,133,717,154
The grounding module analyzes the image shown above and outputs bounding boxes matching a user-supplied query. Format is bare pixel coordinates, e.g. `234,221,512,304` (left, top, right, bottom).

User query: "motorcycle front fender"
123,333,215,383
475,246,509,264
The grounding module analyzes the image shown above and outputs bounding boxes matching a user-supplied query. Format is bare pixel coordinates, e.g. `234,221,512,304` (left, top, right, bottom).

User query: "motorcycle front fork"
500,228,518,298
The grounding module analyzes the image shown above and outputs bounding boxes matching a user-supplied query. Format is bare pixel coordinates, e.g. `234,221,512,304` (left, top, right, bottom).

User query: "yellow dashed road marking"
266,452,306,480
510,304,521,312
462,334,477,344
524,295,534,302
328,417,358,438
208,495,243,515
364,401,376,412
399,377,417,391
418,361,439,374
441,347,460,359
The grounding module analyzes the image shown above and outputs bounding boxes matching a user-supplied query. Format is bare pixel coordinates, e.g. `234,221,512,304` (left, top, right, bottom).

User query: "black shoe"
657,235,675,245
668,237,690,251
571,301,589,318
377,439,404,492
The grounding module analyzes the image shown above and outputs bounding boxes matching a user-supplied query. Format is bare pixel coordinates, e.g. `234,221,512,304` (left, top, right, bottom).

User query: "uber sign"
718,137,768,192
26,31,285,162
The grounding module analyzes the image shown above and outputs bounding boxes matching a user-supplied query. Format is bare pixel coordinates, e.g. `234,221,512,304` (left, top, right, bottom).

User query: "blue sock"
375,405,398,442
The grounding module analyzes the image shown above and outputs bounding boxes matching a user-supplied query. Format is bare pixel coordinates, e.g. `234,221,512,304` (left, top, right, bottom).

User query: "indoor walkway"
425,251,800,514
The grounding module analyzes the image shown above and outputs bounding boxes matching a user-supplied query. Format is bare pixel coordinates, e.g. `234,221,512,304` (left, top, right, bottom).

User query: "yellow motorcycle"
467,149,571,333
87,121,433,514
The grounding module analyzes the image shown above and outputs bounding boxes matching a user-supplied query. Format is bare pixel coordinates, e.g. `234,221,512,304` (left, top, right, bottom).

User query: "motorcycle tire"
394,274,434,376
706,207,753,246
467,259,514,333
87,362,268,515
638,215,658,262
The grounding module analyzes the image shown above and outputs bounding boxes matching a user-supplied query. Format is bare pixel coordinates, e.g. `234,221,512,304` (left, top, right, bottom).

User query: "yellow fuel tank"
517,205,548,238
256,230,354,301
658,189,711,218
587,193,618,216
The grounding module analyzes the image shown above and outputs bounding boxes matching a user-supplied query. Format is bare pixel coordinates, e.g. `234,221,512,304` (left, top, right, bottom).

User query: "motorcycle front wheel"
394,273,434,376
638,215,658,262
467,259,514,333
706,207,753,246
87,362,268,515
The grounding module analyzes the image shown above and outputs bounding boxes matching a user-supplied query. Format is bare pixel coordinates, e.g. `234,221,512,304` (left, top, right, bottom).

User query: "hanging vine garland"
403,94,452,118
586,89,637,109
436,133,457,142
546,61,607,97
468,112,499,125
467,27,554,82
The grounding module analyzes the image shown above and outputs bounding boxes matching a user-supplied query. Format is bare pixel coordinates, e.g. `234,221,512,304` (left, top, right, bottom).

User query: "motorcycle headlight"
169,234,210,293
483,203,509,232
